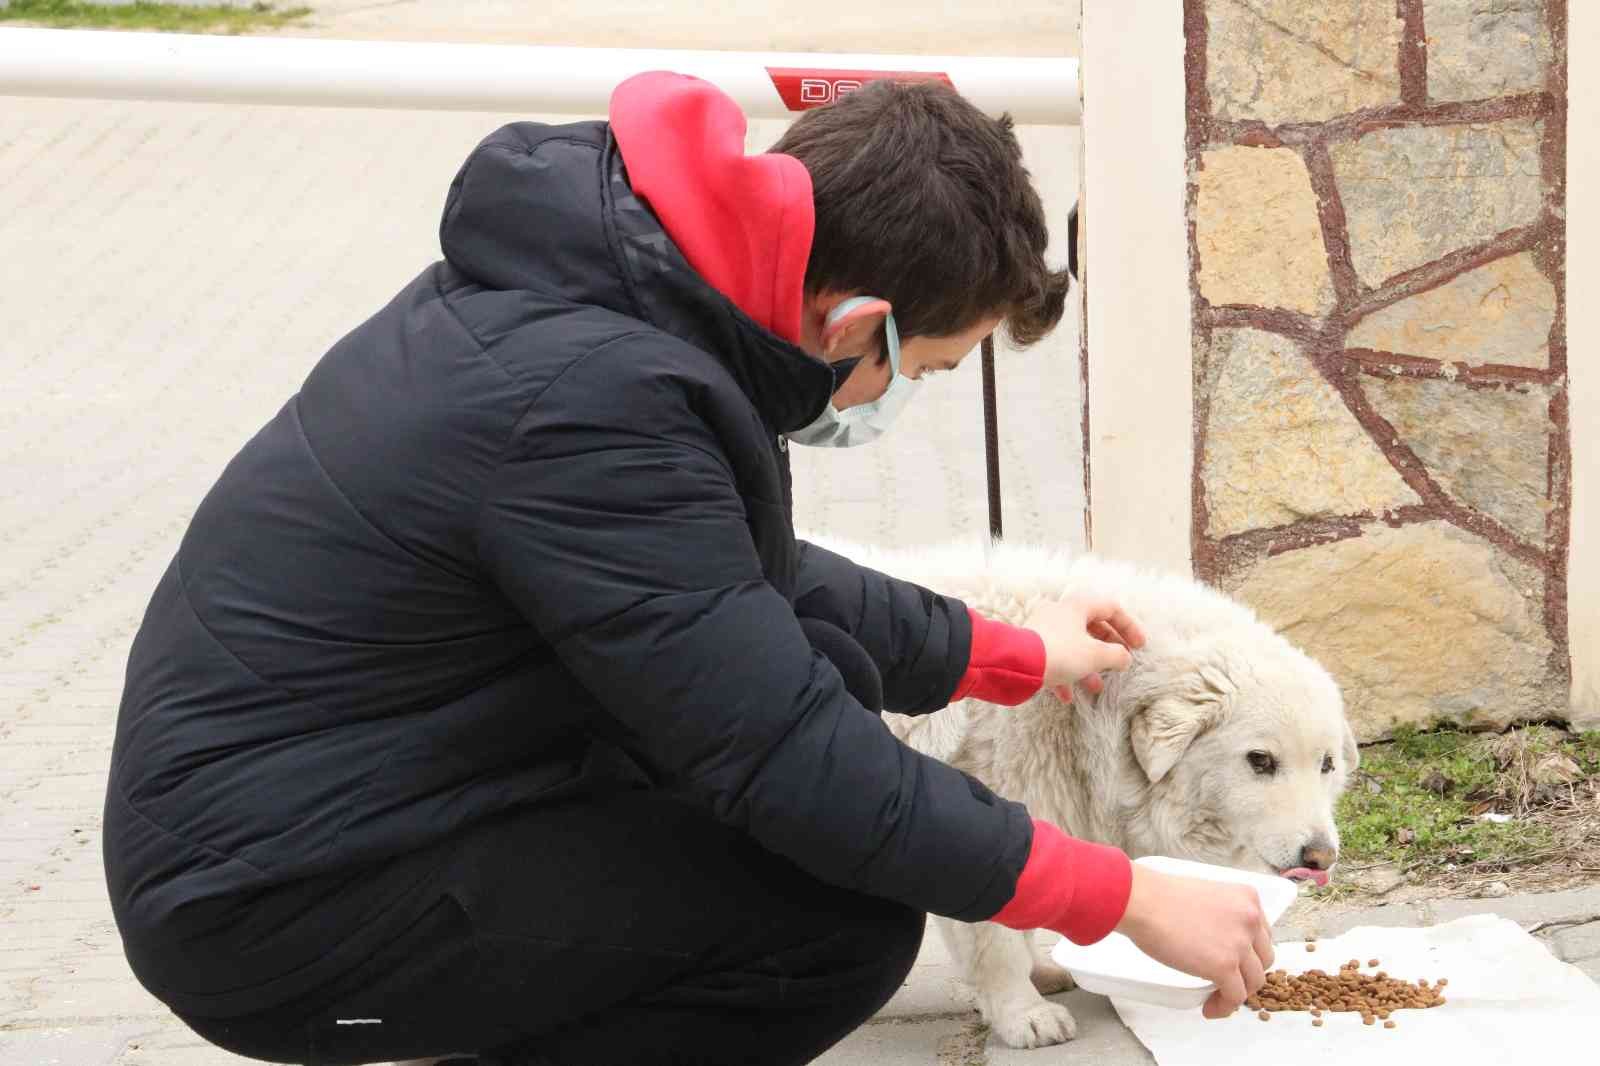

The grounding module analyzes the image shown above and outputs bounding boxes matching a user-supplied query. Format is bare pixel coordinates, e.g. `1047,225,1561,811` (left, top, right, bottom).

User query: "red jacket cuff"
951,608,1046,706
989,819,1134,946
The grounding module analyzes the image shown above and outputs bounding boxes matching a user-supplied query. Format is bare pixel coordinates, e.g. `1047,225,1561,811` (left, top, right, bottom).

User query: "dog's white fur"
808,536,1358,1049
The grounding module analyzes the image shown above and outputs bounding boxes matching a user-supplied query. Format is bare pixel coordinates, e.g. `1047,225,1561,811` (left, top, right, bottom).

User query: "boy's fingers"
1077,673,1104,696
1104,611,1146,650
1079,601,1148,650
1215,971,1247,1018
1242,951,1266,998
1255,920,1276,971
1092,641,1133,674
1089,620,1122,646
1203,979,1244,1021
1090,621,1143,665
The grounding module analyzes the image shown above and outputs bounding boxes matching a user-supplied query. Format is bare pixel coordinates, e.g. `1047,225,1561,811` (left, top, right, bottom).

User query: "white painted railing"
0,28,1079,124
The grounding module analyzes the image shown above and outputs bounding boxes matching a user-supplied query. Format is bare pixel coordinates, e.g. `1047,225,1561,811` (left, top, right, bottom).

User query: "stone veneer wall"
1183,1,1570,741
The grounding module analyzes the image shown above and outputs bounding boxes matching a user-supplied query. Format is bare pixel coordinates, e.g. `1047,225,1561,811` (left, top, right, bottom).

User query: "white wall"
1568,2,1598,729
1079,1,1195,574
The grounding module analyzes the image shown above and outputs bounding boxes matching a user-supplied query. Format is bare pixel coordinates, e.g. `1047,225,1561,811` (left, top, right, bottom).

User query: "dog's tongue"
1283,867,1331,887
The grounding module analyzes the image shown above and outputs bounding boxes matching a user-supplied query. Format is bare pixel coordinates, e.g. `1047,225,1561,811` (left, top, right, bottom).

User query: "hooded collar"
609,72,814,344
438,74,834,435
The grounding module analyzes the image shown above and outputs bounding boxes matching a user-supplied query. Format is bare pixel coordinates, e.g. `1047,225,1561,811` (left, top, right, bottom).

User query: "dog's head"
1120,634,1356,885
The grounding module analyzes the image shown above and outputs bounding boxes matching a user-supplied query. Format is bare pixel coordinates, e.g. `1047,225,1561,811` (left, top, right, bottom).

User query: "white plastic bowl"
1049,855,1300,1010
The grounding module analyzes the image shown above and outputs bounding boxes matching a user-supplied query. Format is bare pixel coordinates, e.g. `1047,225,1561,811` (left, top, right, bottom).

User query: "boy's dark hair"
771,79,1069,349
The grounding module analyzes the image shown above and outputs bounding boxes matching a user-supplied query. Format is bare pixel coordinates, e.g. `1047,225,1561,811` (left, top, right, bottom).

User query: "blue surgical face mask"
788,296,920,448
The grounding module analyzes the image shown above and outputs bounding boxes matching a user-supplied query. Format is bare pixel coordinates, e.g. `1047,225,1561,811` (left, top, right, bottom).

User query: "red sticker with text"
766,68,955,111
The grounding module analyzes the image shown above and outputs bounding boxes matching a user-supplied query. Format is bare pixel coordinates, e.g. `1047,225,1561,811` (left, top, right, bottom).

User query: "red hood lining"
609,72,814,346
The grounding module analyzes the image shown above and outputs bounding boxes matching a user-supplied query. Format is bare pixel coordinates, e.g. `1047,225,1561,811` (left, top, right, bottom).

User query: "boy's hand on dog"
1115,864,1275,1019
1026,596,1146,697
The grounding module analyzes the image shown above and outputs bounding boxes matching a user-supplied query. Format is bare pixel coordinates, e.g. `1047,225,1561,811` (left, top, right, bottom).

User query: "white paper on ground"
1112,915,1600,1066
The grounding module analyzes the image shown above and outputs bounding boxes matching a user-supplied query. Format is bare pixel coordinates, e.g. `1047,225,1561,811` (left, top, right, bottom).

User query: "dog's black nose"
1300,841,1338,871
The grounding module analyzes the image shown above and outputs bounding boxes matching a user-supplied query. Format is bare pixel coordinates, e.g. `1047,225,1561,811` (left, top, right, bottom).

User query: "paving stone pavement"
275,0,1077,57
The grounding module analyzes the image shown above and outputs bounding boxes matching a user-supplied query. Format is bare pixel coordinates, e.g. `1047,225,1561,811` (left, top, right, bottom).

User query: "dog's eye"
1247,751,1277,776
1321,754,1335,774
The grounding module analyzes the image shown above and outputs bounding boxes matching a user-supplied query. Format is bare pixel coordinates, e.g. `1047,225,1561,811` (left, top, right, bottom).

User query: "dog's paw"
1029,960,1077,996
991,1000,1079,1049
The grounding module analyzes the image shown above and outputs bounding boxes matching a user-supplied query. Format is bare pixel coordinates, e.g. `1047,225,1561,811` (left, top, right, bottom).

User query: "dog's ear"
1128,657,1234,785
1341,719,1360,774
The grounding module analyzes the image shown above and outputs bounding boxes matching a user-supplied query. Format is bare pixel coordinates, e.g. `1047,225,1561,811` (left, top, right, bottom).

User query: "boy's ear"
820,298,891,358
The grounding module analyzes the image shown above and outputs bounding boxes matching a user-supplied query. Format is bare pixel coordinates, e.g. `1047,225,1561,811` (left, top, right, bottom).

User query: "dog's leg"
968,923,1077,1049
1025,930,1077,995
933,914,977,974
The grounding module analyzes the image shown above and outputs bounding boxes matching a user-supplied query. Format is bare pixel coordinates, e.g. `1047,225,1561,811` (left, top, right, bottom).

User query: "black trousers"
175,623,915,1066
177,790,924,1066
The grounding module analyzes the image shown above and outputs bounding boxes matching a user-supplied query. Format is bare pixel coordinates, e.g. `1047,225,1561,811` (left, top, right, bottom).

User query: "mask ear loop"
824,295,882,326
881,308,902,379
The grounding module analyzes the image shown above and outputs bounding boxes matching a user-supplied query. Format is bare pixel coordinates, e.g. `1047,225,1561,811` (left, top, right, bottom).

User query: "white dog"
810,537,1358,1049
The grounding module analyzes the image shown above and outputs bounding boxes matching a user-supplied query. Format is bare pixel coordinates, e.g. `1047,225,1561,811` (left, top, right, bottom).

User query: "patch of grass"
1572,730,1600,774
1300,878,1362,907
0,1,310,34
1334,724,1597,876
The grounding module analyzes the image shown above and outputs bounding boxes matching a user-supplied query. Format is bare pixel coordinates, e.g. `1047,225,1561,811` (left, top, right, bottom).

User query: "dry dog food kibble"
1243,958,1447,1030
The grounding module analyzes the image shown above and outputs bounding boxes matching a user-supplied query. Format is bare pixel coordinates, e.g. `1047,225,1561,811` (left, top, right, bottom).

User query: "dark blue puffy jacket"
104,119,1030,1014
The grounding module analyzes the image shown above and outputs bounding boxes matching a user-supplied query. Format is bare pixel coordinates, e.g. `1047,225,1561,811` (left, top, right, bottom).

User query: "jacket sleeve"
793,539,972,715
794,541,1049,713
474,347,1031,922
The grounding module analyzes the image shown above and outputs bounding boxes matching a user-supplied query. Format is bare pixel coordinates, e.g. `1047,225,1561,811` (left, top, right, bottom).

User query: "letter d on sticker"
767,68,956,112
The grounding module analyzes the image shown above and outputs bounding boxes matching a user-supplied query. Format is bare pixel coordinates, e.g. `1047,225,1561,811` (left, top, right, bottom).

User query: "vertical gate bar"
981,333,1003,541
